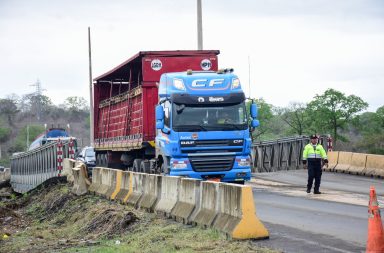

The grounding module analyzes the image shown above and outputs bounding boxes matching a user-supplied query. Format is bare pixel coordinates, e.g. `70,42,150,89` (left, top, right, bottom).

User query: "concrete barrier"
171,178,201,224
89,167,102,194
115,171,132,203
126,172,146,207
98,168,123,200
71,163,89,196
137,174,162,212
110,170,123,200
212,183,269,239
62,158,76,183
190,181,220,227
0,168,11,182
155,176,181,217
95,168,113,197
326,151,338,171
364,155,384,178
348,153,367,175
334,152,352,173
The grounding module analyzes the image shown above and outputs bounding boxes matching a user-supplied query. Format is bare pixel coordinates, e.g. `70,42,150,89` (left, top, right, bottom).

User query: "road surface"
248,170,383,253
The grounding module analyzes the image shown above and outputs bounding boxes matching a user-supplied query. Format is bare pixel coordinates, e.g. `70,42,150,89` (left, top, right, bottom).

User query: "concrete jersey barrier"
87,170,270,240
126,172,146,207
326,151,339,171
155,176,181,217
212,183,269,239
71,163,89,196
191,181,220,227
95,167,113,197
364,155,384,178
0,168,11,182
334,152,353,173
171,178,201,224
137,174,162,212
115,171,132,203
348,153,367,175
89,167,102,194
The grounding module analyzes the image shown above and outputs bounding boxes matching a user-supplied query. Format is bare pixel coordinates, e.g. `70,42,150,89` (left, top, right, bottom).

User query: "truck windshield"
172,102,248,132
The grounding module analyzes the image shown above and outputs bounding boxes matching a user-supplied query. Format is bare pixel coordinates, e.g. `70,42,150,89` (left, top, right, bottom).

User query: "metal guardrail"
251,136,329,173
10,139,76,193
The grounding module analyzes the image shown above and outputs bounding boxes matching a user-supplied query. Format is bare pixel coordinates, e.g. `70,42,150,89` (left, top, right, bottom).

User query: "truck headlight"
231,78,241,89
236,158,250,167
173,79,186,91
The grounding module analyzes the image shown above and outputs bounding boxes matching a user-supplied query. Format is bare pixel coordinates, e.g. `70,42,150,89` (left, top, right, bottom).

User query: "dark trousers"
307,163,322,192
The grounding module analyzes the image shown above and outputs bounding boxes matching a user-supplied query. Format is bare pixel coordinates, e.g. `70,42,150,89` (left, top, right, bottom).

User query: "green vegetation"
0,93,89,165
0,88,382,159
0,183,278,253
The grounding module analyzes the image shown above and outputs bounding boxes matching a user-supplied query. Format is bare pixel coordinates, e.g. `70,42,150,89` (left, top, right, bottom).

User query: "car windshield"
172,102,248,132
85,149,95,157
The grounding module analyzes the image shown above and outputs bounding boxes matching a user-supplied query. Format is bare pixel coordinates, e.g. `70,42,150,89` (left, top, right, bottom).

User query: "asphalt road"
247,170,383,253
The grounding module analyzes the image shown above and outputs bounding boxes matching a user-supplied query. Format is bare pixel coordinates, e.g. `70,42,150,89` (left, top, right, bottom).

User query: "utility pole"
88,27,94,146
197,0,203,50
30,79,44,121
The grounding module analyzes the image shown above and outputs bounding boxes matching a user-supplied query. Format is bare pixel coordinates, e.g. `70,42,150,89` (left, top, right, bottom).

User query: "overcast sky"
0,0,383,111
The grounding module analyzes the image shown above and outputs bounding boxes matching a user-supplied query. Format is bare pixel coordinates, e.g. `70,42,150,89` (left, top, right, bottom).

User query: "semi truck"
93,50,259,183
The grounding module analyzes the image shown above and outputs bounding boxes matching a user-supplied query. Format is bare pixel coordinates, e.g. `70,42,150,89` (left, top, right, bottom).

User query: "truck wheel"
133,159,142,172
103,154,108,167
140,160,150,174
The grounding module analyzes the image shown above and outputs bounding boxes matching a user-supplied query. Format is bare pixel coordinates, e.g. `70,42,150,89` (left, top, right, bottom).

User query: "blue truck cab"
155,69,259,183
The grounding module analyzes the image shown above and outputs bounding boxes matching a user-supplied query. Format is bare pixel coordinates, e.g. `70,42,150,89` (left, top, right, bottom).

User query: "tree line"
0,93,90,166
251,88,383,154
0,88,382,166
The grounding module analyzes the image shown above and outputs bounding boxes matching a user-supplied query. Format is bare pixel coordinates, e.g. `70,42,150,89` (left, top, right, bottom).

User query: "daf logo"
192,133,198,140
209,97,224,102
181,141,194,145
198,97,205,102
191,79,225,87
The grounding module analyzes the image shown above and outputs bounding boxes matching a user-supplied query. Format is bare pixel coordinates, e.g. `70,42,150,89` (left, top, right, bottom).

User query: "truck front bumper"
169,155,252,182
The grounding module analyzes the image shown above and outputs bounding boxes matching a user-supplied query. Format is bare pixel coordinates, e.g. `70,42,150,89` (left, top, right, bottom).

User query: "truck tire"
133,159,142,172
103,154,108,167
140,160,150,174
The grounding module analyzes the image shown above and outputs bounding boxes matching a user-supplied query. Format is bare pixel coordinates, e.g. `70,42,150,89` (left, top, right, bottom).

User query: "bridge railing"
251,136,329,173
10,139,76,193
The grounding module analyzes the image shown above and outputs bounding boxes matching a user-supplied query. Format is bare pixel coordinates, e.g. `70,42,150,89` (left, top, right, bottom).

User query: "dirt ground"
0,181,277,253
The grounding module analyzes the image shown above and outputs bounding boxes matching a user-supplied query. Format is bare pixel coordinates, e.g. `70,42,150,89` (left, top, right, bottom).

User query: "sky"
0,0,383,111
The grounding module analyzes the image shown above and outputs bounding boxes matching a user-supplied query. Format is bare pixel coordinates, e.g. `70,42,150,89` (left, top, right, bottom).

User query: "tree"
0,125,11,159
63,96,89,121
0,98,19,126
63,96,89,112
9,124,45,153
281,102,309,135
306,88,368,144
22,93,53,121
354,106,384,154
248,98,274,140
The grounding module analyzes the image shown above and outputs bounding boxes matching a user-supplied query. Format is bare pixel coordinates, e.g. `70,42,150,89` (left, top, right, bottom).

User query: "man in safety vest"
302,134,328,194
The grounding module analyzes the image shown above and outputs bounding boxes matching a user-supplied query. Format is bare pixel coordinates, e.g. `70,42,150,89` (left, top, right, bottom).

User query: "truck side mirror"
155,105,165,129
251,119,259,128
250,103,258,118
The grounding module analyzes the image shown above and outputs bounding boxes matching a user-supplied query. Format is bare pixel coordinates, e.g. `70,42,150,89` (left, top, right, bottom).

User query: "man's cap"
310,134,318,139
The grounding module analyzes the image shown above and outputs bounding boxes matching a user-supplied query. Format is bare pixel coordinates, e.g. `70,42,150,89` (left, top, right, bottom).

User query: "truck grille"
189,156,234,172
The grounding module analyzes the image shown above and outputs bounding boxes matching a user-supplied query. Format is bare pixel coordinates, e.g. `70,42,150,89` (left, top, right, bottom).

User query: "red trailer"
93,50,220,168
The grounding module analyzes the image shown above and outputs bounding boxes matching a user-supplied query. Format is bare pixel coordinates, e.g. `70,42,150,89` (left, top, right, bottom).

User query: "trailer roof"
93,50,220,82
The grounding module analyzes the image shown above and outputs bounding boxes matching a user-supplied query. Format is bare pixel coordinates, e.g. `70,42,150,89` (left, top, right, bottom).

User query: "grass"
1,183,279,253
